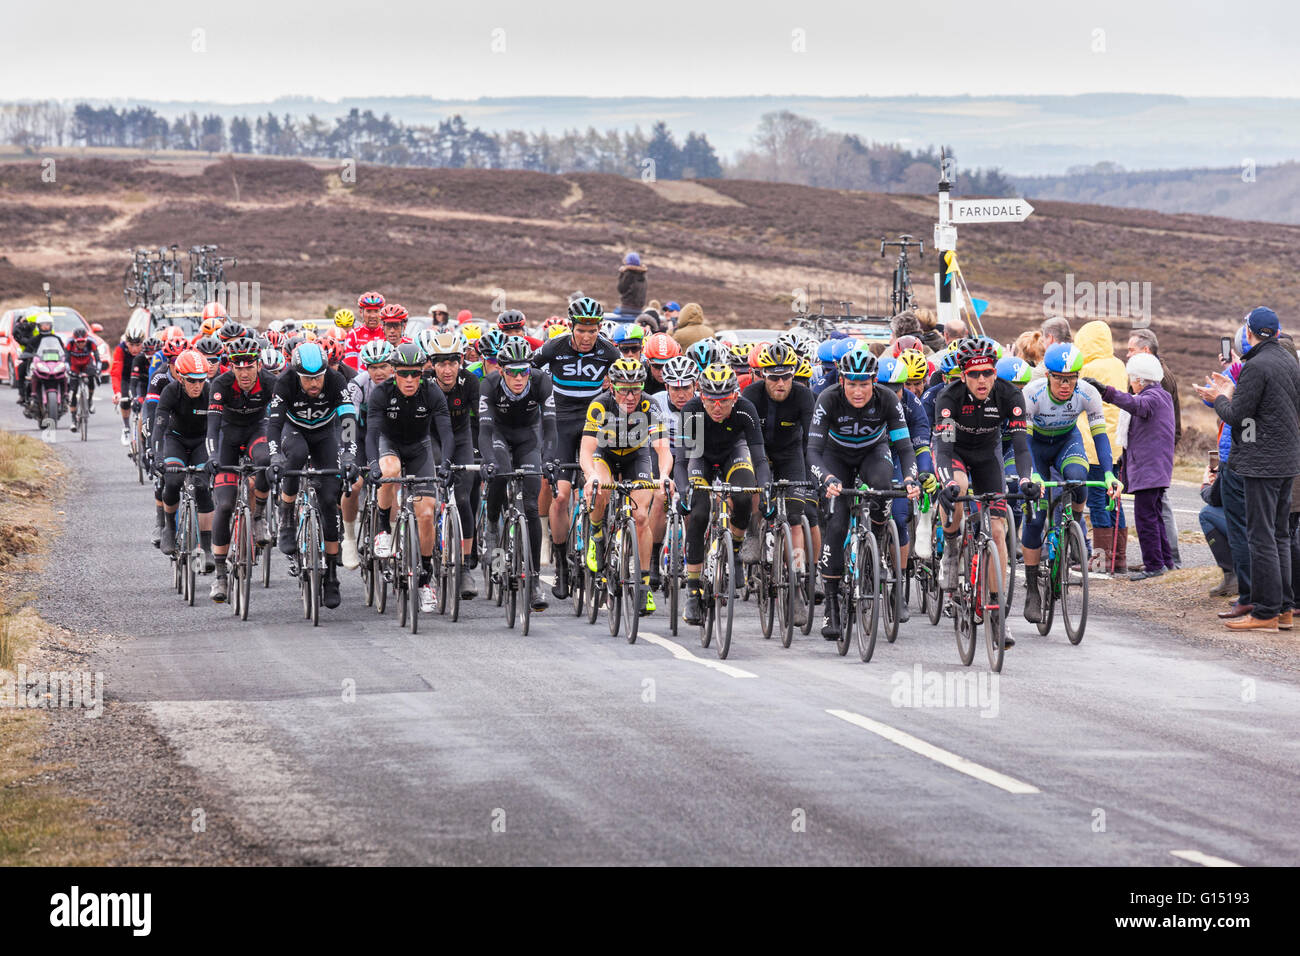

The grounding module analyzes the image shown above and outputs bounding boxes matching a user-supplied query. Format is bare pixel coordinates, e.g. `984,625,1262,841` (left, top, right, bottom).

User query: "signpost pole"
934,152,959,336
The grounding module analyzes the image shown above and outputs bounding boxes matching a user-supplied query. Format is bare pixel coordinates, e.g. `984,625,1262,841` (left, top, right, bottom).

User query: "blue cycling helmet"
838,349,878,380
996,355,1032,385
291,342,327,375
816,340,837,363
482,328,509,359
831,337,860,361
612,323,645,344
1043,342,1085,374
686,338,725,370
938,347,962,380
877,355,909,385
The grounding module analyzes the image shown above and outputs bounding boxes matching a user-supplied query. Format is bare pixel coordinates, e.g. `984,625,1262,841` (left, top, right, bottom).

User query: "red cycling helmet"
175,350,208,379
161,338,187,360
201,301,227,321
379,303,409,325
643,332,681,364
891,334,923,358
358,291,385,311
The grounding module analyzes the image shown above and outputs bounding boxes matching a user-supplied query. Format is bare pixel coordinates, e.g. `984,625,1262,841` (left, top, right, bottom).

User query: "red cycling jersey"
344,324,387,370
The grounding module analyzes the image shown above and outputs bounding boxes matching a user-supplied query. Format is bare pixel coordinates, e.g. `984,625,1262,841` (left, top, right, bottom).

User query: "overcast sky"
5,0,1296,101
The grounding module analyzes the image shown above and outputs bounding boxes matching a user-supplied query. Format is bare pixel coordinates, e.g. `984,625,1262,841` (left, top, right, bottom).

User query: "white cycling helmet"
125,307,151,343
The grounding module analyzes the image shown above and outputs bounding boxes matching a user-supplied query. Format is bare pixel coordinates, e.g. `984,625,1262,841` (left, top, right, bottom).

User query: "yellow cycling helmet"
460,323,484,343
756,342,799,371
332,308,355,329
698,363,739,396
794,359,812,381
547,323,569,339
899,348,929,382
301,320,320,333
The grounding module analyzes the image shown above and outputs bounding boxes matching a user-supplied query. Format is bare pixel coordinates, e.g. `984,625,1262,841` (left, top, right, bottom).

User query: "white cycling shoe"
419,585,437,613
341,536,361,570
120,427,130,446
373,532,394,559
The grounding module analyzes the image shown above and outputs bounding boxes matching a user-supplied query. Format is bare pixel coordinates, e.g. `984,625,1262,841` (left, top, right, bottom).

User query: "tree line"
0,100,1014,194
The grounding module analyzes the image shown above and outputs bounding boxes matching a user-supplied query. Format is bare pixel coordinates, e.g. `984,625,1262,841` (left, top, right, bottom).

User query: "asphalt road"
8,397,1298,866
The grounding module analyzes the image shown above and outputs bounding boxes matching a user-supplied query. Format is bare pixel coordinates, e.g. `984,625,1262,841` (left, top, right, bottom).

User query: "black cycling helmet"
497,336,532,367
225,335,260,359
567,296,604,325
194,335,225,357
497,309,527,330
217,321,247,342
391,342,425,368
955,336,1000,371
142,335,163,355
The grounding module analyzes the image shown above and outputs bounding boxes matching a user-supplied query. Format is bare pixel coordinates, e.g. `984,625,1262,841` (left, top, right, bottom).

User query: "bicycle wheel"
396,517,410,628
517,513,532,637
714,533,736,660
1003,510,1018,616
836,574,854,658
570,512,587,617
774,521,795,648
667,520,681,637
305,515,321,628
621,522,639,644
445,503,464,623
954,536,978,666
184,503,198,607
1037,549,1057,635
798,515,814,636
123,266,138,306
359,504,375,607
757,525,774,640
375,547,388,614
1060,519,1089,645
605,525,622,639
237,509,253,621
406,516,420,635
855,531,881,662
262,504,275,588
700,533,717,650
504,518,519,629
982,537,1007,672
880,519,903,644
77,383,88,441
133,417,145,485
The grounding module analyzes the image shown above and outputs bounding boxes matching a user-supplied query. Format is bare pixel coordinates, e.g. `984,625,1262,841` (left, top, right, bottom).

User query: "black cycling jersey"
806,383,917,483
741,380,814,458
582,394,665,455
676,395,772,486
931,378,1031,481
437,370,481,440
266,368,357,458
478,369,557,470
364,378,454,462
130,352,152,398
205,368,277,457
152,379,210,453
530,334,621,411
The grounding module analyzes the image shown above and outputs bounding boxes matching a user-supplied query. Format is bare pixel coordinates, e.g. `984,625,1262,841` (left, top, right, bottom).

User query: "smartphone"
1209,449,1220,472
1220,336,1233,364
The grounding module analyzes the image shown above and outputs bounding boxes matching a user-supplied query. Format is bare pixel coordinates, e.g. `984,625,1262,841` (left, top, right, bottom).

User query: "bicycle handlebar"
281,467,341,478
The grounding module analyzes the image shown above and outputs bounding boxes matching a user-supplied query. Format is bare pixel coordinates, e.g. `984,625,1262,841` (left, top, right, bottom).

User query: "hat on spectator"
665,301,681,312
430,303,449,315
1246,306,1280,339
1125,353,1163,382
456,309,473,325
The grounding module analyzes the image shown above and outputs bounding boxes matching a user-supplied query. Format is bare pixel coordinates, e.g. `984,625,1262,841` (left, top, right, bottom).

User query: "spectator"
428,303,450,330
637,310,662,334
617,252,647,317
1195,307,1300,631
1012,330,1045,366
915,307,945,353
647,299,662,314
1126,328,1182,569
1204,339,1251,618
1042,316,1073,346
942,315,967,346
663,301,681,330
1198,461,1236,597
1075,320,1129,572
670,302,714,349
1091,352,1176,579
891,310,923,341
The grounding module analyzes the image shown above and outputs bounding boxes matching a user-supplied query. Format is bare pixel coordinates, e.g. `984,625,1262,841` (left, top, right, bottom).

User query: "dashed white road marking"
638,631,759,679
1170,849,1242,867
827,708,1041,794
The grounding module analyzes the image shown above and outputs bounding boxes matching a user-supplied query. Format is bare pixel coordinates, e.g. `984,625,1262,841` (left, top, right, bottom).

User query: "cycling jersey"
266,368,357,461
435,370,481,442
130,351,152,398
152,379,210,446
650,390,694,455
66,341,99,378
343,324,386,370
931,378,1031,488
205,369,277,456
807,383,917,483
741,380,814,458
530,334,621,412
1021,377,1113,473
583,394,665,456
477,369,557,471
110,342,136,397
364,379,454,464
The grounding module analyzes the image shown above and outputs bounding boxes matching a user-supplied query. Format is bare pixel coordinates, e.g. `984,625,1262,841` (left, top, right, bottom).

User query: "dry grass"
0,430,48,484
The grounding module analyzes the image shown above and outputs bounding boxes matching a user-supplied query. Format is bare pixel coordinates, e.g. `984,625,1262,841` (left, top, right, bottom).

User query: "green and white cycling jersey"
1021,377,1107,439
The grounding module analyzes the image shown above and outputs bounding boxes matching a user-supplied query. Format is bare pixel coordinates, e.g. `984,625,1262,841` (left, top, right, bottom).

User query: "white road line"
638,631,759,679
826,709,1041,794
1170,849,1242,867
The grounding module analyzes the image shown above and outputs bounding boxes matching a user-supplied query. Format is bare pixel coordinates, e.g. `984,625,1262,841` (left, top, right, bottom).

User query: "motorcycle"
25,345,69,429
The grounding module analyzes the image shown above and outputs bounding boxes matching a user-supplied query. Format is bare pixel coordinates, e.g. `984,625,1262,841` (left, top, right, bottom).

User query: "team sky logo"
560,357,607,380
834,419,884,437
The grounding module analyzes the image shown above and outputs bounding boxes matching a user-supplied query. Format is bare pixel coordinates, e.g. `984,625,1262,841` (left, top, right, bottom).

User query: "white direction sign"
949,198,1034,223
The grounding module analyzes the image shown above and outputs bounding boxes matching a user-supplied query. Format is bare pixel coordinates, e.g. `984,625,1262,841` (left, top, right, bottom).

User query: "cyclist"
340,340,394,569
808,349,920,639
742,342,816,627
379,304,411,348
648,354,699,592
542,315,570,340
898,347,931,399
131,335,161,415
332,308,355,334
65,328,101,428
727,343,755,391
368,343,455,615
266,342,359,610
479,336,557,612
344,291,387,369
193,335,226,380
1018,343,1120,623
580,357,673,615
153,350,214,568
426,330,482,599
641,331,680,397
678,364,771,627
531,296,620,600
496,309,543,350
932,338,1037,647
611,323,645,361
461,323,486,378
206,335,277,603
111,308,151,444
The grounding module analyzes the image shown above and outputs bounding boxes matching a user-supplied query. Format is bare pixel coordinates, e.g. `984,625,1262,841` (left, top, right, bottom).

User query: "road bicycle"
225,459,266,621
153,245,183,305
434,463,478,623
1029,479,1113,644
548,463,589,617
282,467,337,627
126,400,146,484
123,248,155,307
377,474,438,634
164,463,209,607
881,235,923,315
70,373,91,442
753,479,813,649
660,488,687,636
586,479,659,644
486,467,540,636
696,478,764,660
911,491,947,627
948,491,1025,673
828,485,910,661
357,476,384,611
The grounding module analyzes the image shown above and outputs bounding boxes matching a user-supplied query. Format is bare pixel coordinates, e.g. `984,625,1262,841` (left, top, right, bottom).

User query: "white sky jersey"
1022,377,1107,438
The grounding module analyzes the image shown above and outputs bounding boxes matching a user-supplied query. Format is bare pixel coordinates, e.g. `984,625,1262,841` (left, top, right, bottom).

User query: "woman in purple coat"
1088,353,1176,579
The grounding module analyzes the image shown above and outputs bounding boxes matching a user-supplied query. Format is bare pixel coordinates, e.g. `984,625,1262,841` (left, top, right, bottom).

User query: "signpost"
949,198,1034,223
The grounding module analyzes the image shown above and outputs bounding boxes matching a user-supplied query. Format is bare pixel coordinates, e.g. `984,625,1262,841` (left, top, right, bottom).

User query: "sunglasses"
229,357,258,368
620,347,642,356
766,372,794,382
613,384,643,392
395,368,423,378
502,366,530,377
965,368,996,379
701,394,735,403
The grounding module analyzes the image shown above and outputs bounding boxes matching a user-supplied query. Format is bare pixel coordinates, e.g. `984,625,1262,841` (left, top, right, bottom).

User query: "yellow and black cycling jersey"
583,394,665,456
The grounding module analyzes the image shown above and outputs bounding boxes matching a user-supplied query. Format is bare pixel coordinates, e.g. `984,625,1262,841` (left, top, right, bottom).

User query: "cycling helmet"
831,338,860,361
291,342,327,375
259,347,285,372
175,350,209,381
199,317,223,338
727,343,751,368
358,291,385,312
323,336,346,363
359,340,395,368
956,336,999,371
612,323,645,346
226,336,260,360
686,339,725,371
194,335,224,358
977,335,1006,360
416,328,440,357
698,363,739,397
161,338,187,360
662,355,699,386
547,323,569,339
71,326,89,341
899,349,929,382
125,308,151,343
816,340,838,363
756,342,799,373
280,319,298,334
267,319,285,333
496,336,532,368
142,335,163,355
482,328,509,359
332,308,355,329
599,320,617,340
379,303,408,324
302,320,322,335
838,348,878,380
996,355,1033,385
542,315,570,335
460,322,484,344
426,331,462,359
877,355,909,385
162,325,186,342
217,321,247,342
391,342,424,368
776,330,803,352
891,334,923,357
746,343,767,370
263,329,285,349
568,296,604,325
937,347,962,380
608,357,647,384
201,301,227,321
496,309,527,331
794,359,813,382
1043,342,1084,375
